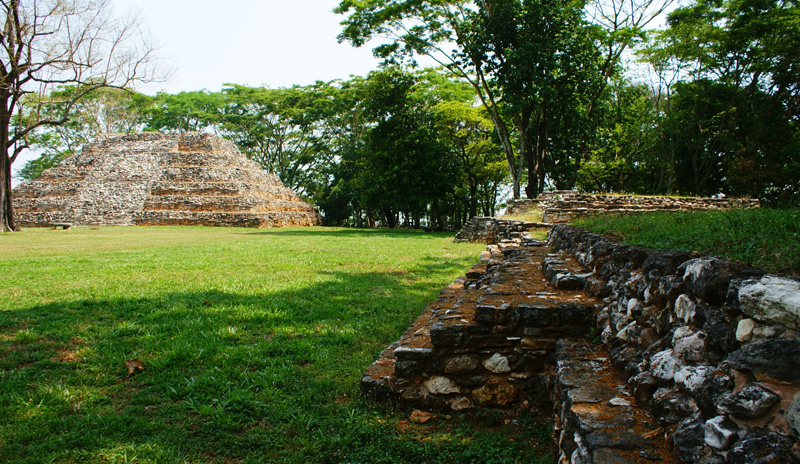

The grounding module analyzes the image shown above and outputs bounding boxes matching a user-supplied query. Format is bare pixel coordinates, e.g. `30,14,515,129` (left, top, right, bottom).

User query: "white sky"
116,0,383,94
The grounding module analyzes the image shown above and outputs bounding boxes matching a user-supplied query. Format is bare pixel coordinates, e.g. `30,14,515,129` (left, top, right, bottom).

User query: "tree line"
18,69,509,228
6,0,799,231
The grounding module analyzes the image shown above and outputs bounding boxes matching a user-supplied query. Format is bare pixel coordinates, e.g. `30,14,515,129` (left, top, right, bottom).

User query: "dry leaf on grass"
409,409,433,424
125,359,144,376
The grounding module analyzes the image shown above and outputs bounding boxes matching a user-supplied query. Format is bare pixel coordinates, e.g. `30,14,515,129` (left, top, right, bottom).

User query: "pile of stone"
549,225,800,463
452,216,546,243
13,132,320,228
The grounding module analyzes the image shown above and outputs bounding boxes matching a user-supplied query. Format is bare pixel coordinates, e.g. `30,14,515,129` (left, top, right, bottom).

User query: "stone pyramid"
13,132,321,228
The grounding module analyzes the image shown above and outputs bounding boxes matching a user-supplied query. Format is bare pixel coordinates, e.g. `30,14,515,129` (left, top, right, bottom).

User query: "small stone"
425,376,460,395
736,318,756,342
473,377,517,407
718,384,781,419
674,366,715,394
449,396,473,411
674,294,696,323
409,409,433,424
609,398,631,407
650,350,684,382
484,353,511,373
674,332,707,363
616,321,636,342
704,415,739,450
672,326,694,344
444,355,479,375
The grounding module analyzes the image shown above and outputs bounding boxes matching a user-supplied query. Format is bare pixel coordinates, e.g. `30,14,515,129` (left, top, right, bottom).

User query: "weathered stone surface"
704,415,740,450
673,415,708,463
473,377,516,406
674,332,708,363
786,394,800,438
727,433,794,464
726,338,800,383
736,318,756,342
13,133,320,228
650,350,684,382
740,275,800,331
444,356,479,375
425,376,460,395
653,388,698,424
718,384,781,419
483,353,511,373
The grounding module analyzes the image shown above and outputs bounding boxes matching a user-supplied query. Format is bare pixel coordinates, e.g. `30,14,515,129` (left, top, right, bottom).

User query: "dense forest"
15,0,800,228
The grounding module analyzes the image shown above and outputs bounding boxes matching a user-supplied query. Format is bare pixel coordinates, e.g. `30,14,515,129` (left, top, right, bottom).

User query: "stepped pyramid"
13,132,321,228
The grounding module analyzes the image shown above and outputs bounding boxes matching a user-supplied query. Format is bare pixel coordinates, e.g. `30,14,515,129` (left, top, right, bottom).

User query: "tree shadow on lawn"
236,226,457,241
0,262,538,463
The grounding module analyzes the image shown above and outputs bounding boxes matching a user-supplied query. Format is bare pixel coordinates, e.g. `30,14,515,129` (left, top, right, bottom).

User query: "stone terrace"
13,132,321,228
363,221,800,463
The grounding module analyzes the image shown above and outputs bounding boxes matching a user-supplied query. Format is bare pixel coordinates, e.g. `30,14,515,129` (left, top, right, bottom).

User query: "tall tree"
1,0,157,231
336,0,601,199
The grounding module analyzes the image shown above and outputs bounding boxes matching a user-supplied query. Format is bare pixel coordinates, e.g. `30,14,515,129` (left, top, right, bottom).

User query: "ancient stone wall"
362,224,799,463
504,191,759,224
13,132,321,228
452,216,545,243
548,225,800,463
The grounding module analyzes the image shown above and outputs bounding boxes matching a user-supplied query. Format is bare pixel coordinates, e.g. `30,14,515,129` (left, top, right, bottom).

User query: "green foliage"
0,227,551,463
575,208,800,274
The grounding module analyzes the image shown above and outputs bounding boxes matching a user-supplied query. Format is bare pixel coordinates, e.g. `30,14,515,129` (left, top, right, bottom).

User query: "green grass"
0,226,552,464
574,208,800,275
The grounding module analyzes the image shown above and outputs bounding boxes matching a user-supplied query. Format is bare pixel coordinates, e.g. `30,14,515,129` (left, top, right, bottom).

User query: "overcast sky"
114,0,384,94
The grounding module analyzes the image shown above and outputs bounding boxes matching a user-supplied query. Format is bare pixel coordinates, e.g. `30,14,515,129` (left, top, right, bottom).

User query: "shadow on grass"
235,226,456,240
0,260,549,463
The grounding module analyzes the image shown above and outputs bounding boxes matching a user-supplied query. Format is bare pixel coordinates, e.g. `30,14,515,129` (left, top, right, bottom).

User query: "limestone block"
739,276,800,331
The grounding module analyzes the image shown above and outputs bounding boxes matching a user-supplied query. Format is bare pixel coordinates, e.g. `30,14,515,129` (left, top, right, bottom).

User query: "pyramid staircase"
13,133,320,228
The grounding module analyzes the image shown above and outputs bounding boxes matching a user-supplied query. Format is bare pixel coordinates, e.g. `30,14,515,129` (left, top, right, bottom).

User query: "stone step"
555,339,675,463
361,237,603,412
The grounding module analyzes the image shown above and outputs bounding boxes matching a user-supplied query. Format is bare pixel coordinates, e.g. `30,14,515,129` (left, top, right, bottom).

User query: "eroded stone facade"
504,191,759,224
13,132,321,228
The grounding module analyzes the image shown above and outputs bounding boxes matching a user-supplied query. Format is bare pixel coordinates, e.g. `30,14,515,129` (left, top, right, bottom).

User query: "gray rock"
674,366,715,394
483,353,511,373
727,433,793,464
444,355,479,375
739,275,800,330
672,415,708,463
651,349,684,382
653,388,698,424
567,386,616,404
425,376,460,395
704,415,740,450
674,332,708,363
430,322,464,347
726,338,800,383
674,294,697,323
718,384,781,419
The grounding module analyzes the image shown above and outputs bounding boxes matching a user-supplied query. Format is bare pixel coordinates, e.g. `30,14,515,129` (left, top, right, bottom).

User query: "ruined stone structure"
13,133,320,228
504,191,760,224
362,224,800,463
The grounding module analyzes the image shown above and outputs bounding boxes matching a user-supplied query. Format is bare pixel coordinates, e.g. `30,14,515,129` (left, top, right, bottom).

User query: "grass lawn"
575,208,800,275
0,226,551,464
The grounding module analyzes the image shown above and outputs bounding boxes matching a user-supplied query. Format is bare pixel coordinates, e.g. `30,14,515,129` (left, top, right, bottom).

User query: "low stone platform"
362,235,676,461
